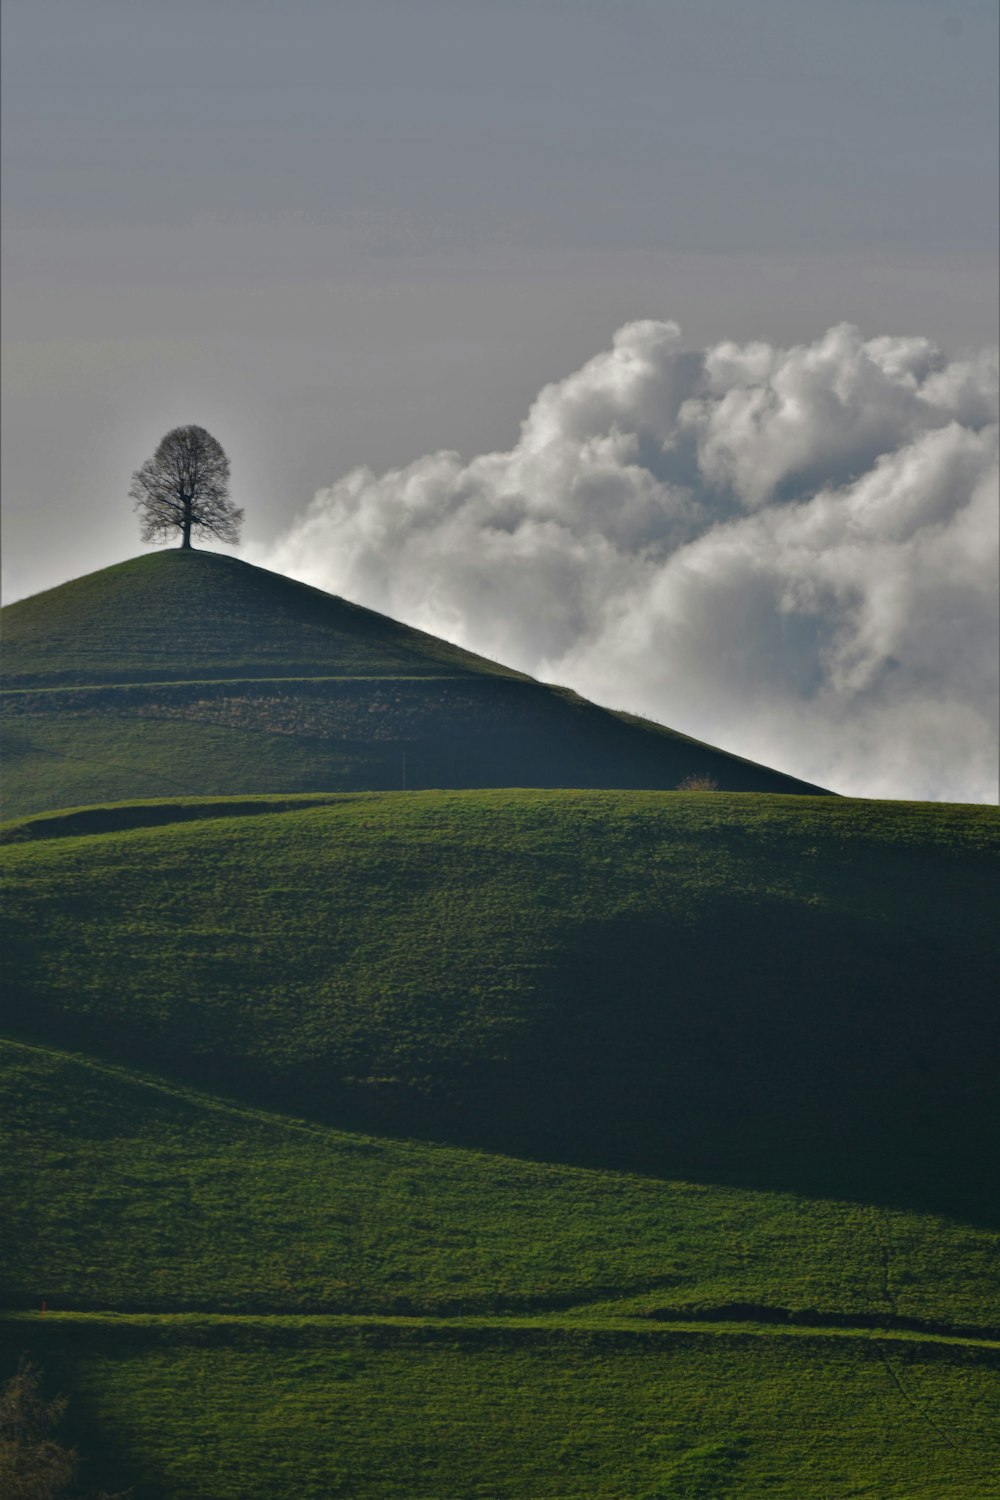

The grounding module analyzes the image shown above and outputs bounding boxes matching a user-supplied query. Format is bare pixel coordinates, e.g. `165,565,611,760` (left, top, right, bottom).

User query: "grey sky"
3,0,997,599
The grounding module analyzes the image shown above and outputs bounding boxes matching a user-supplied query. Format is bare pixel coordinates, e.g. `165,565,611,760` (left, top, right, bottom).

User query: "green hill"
3,1035,999,1500
1,550,527,686
4,551,998,1498
6,1037,997,1329
1,550,827,817
3,790,996,1221
2,789,999,1498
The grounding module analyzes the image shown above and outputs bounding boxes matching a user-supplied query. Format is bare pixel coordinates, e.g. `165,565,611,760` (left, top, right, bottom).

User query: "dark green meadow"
1,678,818,820
2,788,999,1496
3,1033,1000,1498
4,790,997,1217
3,554,999,1496
6,1038,999,1327
7,1310,999,1500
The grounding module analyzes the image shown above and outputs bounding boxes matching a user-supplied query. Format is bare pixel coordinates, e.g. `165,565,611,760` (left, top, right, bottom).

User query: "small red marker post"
40,1299,46,1317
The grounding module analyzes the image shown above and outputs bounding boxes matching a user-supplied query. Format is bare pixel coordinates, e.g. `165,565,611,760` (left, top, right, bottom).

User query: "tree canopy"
130,426,242,550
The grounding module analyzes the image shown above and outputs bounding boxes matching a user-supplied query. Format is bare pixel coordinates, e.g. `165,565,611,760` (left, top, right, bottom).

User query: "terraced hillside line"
0,1031,381,1140
0,792,367,843
3,1310,999,1355
10,1306,997,1500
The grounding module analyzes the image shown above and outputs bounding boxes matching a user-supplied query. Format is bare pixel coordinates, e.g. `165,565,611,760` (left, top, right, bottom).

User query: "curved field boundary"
3,1309,998,1357
0,792,366,843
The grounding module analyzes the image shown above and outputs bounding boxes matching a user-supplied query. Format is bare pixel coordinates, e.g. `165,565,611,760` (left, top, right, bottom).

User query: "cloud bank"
265,321,999,801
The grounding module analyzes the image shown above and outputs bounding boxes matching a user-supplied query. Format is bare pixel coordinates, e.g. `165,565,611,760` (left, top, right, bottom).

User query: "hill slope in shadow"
4,789,996,1223
1,551,828,816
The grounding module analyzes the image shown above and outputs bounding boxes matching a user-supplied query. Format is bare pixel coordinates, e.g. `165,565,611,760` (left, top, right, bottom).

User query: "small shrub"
0,1361,130,1500
676,774,719,791
0,1359,77,1500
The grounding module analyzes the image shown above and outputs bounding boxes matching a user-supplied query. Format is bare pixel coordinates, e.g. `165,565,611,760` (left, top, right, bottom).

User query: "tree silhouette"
0,1359,130,1500
130,426,242,550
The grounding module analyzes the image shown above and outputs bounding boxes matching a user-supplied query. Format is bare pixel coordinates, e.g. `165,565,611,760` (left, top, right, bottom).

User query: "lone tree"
130,425,243,550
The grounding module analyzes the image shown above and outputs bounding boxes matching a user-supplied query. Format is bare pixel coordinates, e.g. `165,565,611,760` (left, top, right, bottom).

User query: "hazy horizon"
3,0,997,801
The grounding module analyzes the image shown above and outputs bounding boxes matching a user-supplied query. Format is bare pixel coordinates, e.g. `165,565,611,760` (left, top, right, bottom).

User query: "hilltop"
2,550,527,686
1,549,828,817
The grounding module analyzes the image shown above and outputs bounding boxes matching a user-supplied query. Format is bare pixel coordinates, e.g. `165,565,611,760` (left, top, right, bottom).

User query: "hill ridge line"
1,786,842,844
0,793,370,842
0,1035,407,1148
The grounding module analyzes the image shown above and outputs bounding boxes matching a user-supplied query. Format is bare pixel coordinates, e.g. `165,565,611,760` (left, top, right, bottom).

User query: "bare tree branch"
130,426,243,550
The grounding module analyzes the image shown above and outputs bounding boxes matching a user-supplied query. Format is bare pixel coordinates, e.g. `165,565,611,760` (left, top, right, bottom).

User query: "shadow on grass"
32,892,991,1231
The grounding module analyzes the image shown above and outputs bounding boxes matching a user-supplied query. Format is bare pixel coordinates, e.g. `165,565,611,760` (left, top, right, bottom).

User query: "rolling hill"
3,788,997,1220
2,549,998,1499
4,1026,999,1500
1,550,827,818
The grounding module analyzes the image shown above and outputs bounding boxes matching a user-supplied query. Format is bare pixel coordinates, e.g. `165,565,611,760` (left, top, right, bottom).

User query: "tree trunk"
181,500,192,550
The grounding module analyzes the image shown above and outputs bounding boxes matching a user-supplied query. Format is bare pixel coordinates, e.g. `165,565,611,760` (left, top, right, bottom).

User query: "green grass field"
4,1024,1000,1499
7,1311,999,1500
2,788,999,1496
3,553,998,1497
4,789,997,1218
6,1038,998,1327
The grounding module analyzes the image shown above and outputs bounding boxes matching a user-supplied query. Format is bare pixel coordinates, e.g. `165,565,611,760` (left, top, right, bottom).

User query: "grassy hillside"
1,550,526,686
0,551,828,816
4,556,996,1494
4,788,998,1496
7,1039,998,1328
7,1311,998,1500
3,1031,999,1498
3,789,997,1220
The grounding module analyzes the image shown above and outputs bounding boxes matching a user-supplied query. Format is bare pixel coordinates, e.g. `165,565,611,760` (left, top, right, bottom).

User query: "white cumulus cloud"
263,321,999,801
